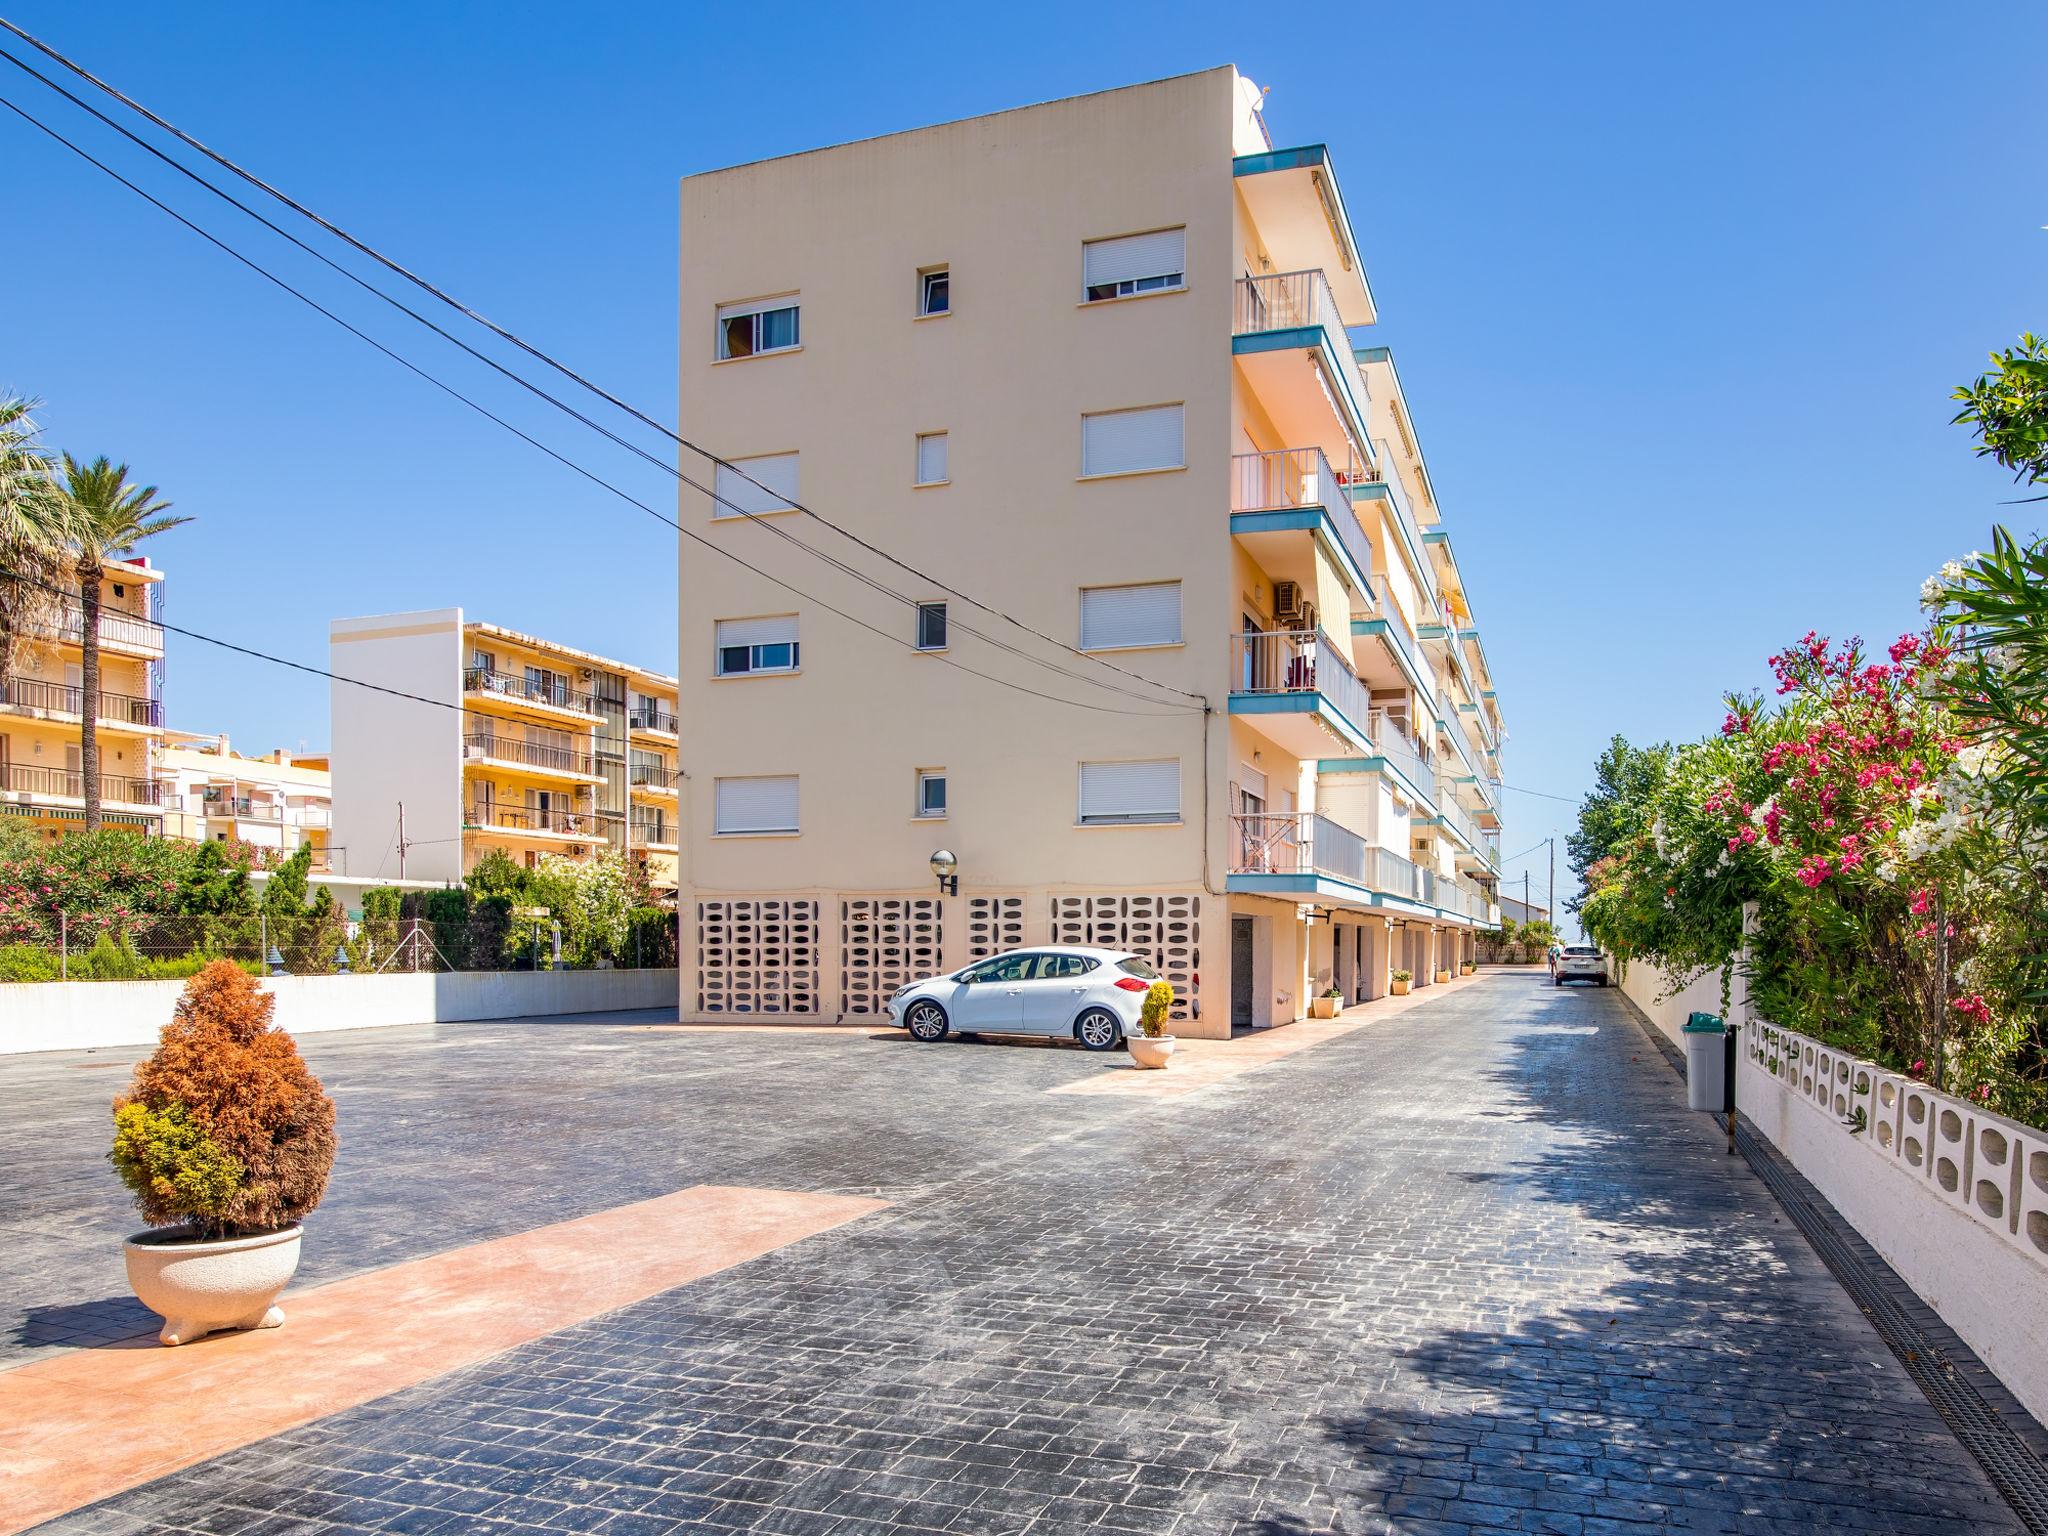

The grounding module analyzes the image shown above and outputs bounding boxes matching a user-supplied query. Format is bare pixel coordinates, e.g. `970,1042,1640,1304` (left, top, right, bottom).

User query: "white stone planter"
1127,1033,1177,1070
123,1224,302,1347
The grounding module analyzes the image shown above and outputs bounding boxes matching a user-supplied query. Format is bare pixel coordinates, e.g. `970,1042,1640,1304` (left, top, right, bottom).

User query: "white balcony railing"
1233,270,1374,440
1231,447,1375,595
38,604,166,656
1232,628,1373,739
1365,575,1430,687
1368,708,1437,799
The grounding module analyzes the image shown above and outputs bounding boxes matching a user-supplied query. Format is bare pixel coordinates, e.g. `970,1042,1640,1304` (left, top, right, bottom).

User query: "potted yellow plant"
1390,968,1412,996
1126,980,1176,1069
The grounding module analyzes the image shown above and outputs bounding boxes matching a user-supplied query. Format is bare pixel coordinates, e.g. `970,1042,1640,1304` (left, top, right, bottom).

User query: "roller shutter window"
1081,405,1184,477
714,775,798,835
715,615,799,676
1083,228,1186,301
712,452,799,519
1079,581,1181,651
1078,759,1180,825
716,295,800,359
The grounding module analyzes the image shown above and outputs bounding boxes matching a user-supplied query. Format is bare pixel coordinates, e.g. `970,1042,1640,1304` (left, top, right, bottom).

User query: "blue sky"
5,2,2043,921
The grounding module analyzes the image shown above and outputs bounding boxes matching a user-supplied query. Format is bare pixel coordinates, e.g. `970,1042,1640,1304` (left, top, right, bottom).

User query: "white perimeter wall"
1622,956,2048,1425
1,968,679,1056
1616,958,1733,1052
329,608,466,884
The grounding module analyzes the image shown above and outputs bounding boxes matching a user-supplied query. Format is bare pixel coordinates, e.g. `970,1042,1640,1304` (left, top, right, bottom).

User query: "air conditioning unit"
568,844,587,856
1297,600,1318,633
1273,581,1304,622
577,667,596,681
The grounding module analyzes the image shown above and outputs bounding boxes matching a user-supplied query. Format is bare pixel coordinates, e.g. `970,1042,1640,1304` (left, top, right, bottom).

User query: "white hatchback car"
886,945,1159,1050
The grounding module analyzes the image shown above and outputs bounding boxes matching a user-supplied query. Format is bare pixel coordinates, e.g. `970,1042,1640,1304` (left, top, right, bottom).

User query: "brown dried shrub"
114,959,336,1236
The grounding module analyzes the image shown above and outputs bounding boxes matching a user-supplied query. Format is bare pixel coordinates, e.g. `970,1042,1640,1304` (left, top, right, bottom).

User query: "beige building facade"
158,732,332,866
676,67,1503,1036
328,609,680,889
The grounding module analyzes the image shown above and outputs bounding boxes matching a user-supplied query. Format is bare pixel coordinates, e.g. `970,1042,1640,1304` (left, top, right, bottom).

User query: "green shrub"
624,906,677,968
76,932,147,980
360,886,402,923
110,1100,245,1226
0,943,60,982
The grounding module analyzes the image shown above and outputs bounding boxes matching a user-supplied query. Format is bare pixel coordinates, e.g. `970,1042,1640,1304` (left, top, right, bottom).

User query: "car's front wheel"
1074,1008,1122,1052
904,999,950,1043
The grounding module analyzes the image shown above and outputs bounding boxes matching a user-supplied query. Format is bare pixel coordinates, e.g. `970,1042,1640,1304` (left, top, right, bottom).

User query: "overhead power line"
0,19,1207,710
0,88,1194,719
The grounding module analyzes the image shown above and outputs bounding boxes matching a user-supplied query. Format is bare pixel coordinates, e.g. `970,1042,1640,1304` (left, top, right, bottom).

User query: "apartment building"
158,732,332,867
327,608,680,889
0,555,166,839
676,67,1504,1036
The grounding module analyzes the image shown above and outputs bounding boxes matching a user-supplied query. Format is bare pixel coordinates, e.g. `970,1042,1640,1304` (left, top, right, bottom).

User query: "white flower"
1921,575,1946,607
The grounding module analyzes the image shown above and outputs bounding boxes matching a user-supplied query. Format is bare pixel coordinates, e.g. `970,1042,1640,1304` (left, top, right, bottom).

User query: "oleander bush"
110,960,336,1238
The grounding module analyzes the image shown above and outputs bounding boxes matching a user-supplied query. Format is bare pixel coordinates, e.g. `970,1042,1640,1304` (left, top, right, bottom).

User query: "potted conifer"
112,961,336,1346
1390,969,1413,996
1126,980,1177,1069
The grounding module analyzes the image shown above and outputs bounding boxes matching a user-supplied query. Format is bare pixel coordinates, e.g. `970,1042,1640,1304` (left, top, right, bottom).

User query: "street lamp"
929,848,958,897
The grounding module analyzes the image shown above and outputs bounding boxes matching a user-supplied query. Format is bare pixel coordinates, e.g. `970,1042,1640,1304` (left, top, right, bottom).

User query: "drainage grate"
1627,1007,2048,1534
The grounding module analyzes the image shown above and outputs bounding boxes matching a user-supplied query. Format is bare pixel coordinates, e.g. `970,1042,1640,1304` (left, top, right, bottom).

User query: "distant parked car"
886,946,1159,1050
1554,945,1609,986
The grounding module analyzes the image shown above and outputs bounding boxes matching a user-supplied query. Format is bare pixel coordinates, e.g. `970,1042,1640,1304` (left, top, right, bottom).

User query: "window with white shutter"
714,615,799,676
712,453,799,519
1081,406,1184,477
1079,582,1181,651
1078,759,1180,825
1083,229,1186,302
714,775,799,834
915,432,949,486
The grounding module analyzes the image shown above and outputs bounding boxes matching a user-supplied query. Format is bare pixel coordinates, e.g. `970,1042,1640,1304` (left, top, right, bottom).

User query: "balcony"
629,814,677,849
2,763,161,805
34,604,166,658
463,732,600,779
1229,627,1373,758
630,763,678,793
462,666,602,719
629,703,678,736
1230,448,1376,609
1228,812,1446,913
464,802,597,839
1232,271,1374,460
0,674,162,729
1349,443,1434,607
1352,575,1433,694
1366,709,1438,806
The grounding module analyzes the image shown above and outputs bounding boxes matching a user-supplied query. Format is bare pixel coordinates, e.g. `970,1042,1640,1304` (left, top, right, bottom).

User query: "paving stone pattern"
9,976,2024,1534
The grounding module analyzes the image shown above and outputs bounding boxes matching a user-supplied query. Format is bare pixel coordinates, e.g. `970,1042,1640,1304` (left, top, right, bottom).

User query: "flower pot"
123,1224,302,1347
1310,996,1340,1020
1461,963,1475,975
1390,979,1412,996
1127,1033,1177,1070
1434,970,1452,985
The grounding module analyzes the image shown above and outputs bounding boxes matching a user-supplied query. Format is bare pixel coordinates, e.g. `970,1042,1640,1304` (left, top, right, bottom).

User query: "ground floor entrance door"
1231,916,1254,1029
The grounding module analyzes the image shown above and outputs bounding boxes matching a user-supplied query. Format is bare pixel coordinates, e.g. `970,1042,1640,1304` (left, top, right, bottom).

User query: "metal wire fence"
0,911,677,981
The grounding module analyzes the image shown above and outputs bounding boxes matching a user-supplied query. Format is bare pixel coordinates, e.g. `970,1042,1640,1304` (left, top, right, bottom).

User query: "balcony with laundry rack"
1229,447,1379,615
1227,626,1376,761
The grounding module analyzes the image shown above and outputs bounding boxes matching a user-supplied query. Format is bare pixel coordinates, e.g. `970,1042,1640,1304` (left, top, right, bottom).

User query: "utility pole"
395,801,410,881
1548,837,1555,933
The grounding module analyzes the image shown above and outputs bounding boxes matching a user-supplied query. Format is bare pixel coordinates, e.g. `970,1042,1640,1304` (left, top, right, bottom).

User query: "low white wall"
0,969,680,1056
1739,1020,2048,1425
1615,957,1734,1053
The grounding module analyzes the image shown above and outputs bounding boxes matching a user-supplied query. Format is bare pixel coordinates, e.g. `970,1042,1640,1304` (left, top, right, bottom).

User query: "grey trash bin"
1683,1012,1726,1111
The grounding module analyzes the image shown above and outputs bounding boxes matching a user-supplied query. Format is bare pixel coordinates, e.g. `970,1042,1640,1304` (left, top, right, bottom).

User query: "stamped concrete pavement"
2,971,2022,1534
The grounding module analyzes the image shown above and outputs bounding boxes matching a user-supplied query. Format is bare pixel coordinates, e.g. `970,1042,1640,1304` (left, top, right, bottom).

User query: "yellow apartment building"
0,555,165,839
157,731,332,868
327,608,679,890
676,67,1503,1035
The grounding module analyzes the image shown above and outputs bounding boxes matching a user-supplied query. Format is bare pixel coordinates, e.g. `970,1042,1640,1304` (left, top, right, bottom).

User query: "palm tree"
60,454,189,830
0,397,75,715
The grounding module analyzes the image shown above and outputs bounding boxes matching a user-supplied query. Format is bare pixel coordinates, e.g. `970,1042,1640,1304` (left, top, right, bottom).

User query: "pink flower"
1953,994,1992,1025
1910,888,1933,916
1797,855,1831,888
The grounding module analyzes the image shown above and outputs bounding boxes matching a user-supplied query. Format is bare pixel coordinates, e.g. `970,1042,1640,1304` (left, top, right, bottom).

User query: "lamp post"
929,849,958,897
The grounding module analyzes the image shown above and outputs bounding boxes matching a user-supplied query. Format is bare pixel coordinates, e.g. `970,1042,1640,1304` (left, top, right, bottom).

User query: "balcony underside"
1230,508,1372,613
1228,691,1371,759
1231,148,1374,323
463,689,603,727
1231,340,1366,477
0,799,159,828
1227,870,1478,925
464,822,599,846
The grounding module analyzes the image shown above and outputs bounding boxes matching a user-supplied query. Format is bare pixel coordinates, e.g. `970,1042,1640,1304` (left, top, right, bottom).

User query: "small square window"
916,602,948,651
916,770,947,818
915,432,949,486
919,268,950,316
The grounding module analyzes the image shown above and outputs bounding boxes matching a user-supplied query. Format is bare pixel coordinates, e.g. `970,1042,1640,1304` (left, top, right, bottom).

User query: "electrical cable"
0,21,1207,709
0,93,1193,719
